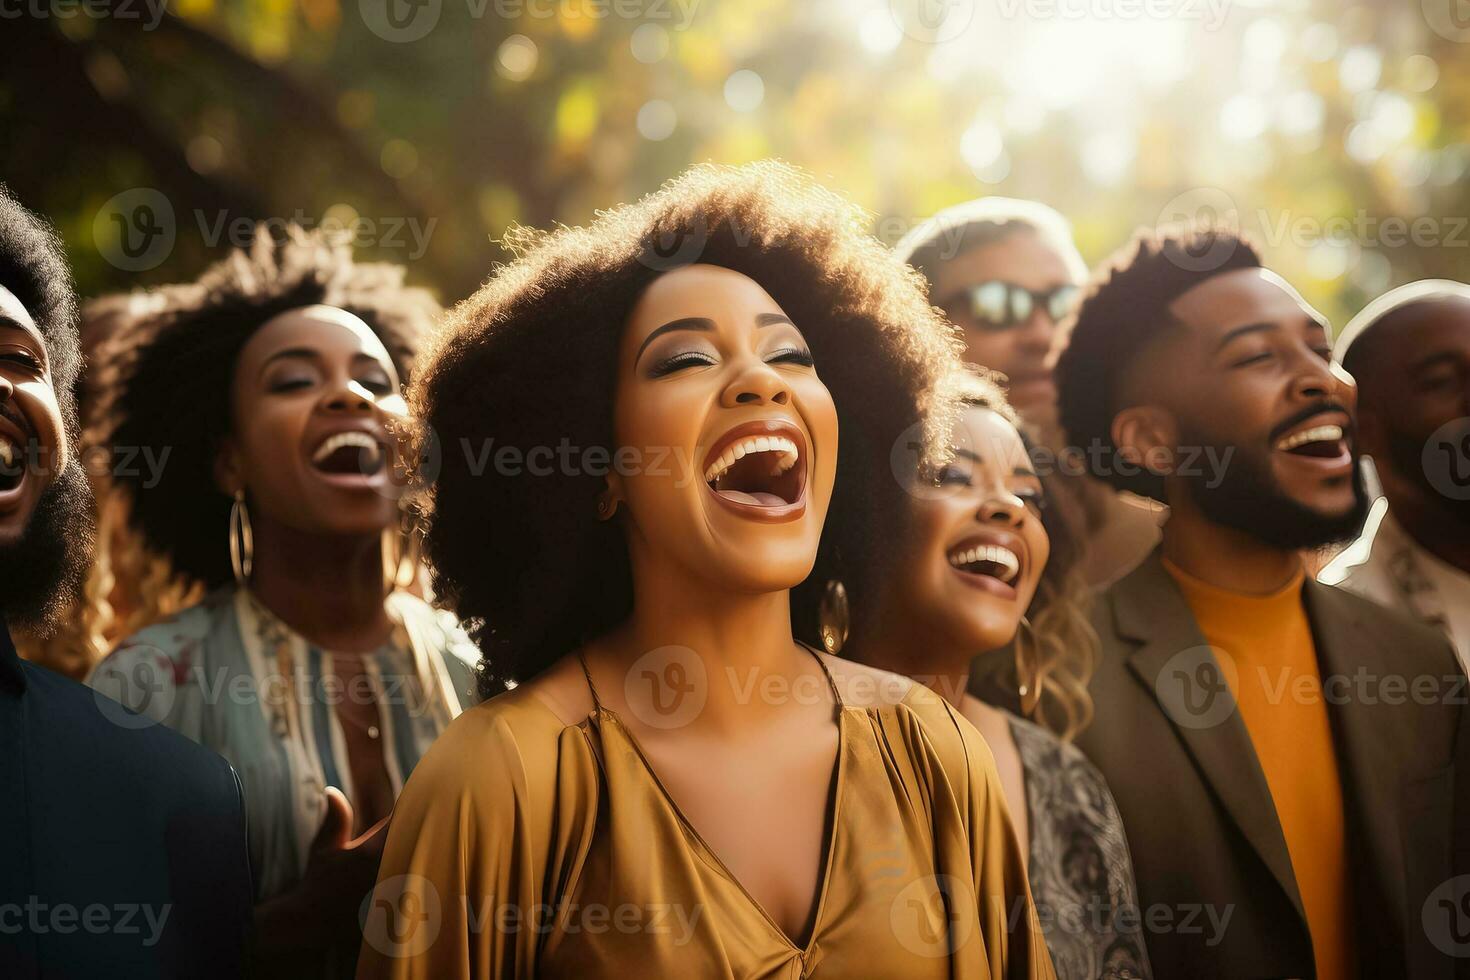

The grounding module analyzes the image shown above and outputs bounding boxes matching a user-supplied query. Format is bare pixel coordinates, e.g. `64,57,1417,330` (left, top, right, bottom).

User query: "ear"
214,437,244,497
596,471,624,522
1111,405,1179,477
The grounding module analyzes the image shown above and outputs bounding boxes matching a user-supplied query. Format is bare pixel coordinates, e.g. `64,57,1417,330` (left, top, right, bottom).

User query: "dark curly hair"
1055,224,1261,501
0,184,83,438
92,227,441,590
413,161,963,692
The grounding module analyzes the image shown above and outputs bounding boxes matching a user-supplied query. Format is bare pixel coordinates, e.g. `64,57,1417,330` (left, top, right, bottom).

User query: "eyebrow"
635,312,797,364
1213,322,1276,352
1410,350,1461,374
0,313,46,351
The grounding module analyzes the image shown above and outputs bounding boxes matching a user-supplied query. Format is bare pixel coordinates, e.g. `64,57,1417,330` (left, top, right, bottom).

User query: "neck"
247,516,392,653
842,599,972,709
1161,497,1301,594
607,552,812,731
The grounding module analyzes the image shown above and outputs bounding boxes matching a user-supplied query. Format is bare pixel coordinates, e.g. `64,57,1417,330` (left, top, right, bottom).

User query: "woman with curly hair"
793,368,1148,980
357,162,1053,978
86,228,480,977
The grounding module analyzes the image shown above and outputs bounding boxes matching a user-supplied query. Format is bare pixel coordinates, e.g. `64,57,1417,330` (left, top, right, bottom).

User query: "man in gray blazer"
1054,224,1469,979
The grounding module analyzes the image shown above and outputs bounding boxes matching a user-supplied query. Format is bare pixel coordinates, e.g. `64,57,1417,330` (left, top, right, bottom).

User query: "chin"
716,547,818,594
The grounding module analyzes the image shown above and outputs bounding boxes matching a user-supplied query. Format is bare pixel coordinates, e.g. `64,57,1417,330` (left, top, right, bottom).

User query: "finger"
312,786,355,852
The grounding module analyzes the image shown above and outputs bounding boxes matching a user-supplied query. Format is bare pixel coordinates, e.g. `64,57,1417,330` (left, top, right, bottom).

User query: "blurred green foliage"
4,0,1469,329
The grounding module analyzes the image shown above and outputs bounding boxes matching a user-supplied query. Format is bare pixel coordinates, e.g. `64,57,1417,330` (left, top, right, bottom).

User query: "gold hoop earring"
1015,614,1045,716
382,507,424,595
819,580,849,655
229,489,253,588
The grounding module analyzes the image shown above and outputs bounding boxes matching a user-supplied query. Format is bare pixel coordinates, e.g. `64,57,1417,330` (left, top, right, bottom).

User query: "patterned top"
1008,714,1152,980
88,587,480,901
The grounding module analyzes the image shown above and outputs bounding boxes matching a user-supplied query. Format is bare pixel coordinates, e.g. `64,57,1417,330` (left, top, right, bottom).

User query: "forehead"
954,404,1026,463
626,264,784,328
931,229,1077,296
238,305,392,366
0,283,43,343
1167,267,1322,340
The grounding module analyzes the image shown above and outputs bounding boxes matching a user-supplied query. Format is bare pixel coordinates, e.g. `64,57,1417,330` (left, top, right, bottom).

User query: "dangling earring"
1015,614,1045,716
819,580,849,655
382,506,424,595
229,489,254,588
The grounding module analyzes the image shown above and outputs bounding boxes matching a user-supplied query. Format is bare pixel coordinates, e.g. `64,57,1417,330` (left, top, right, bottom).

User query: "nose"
719,355,791,408
1015,307,1056,355
1292,355,1355,408
977,491,1026,528
323,378,376,414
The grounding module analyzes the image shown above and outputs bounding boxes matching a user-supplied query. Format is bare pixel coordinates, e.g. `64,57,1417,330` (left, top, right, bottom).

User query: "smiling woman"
84,227,481,978
359,161,1054,979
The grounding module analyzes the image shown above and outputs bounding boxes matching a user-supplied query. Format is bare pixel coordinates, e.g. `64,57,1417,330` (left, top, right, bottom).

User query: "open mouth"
0,438,22,494
1274,423,1347,458
701,420,808,519
310,430,386,478
947,542,1021,584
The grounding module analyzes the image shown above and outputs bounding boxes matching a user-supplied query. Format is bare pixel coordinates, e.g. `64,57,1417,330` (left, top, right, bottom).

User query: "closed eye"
1230,352,1272,368
766,347,815,368
648,350,717,377
0,351,42,371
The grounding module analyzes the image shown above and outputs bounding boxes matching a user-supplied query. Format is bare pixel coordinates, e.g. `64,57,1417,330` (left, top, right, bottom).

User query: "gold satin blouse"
357,653,1053,979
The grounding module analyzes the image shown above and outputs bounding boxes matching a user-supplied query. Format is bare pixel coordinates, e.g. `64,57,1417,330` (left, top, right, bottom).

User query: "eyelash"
933,468,1047,508
648,347,816,377
1,352,42,371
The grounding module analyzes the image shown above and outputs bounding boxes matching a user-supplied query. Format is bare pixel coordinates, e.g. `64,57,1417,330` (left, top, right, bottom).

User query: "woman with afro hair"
86,227,481,977
357,162,1053,979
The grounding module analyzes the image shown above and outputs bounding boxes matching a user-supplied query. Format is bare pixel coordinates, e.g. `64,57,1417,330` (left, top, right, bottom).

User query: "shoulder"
93,592,233,679
22,659,243,814
396,671,600,827
1006,712,1114,798
1314,579,1461,671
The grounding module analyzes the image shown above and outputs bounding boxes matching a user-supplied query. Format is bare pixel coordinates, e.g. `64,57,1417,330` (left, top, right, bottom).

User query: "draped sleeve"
356,692,601,980
884,684,1055,979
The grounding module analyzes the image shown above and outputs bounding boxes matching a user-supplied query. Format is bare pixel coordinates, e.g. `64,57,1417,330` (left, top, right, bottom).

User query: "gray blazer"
1076,549,1469,979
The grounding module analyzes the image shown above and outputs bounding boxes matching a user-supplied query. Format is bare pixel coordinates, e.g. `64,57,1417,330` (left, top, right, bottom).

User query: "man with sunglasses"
896,198,1161,587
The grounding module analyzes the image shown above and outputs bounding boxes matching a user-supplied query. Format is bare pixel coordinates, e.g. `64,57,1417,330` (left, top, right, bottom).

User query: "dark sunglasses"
947,281,1080,332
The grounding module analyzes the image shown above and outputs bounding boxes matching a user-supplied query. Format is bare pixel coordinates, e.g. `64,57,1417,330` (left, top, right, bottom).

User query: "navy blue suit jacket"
0,621,252,978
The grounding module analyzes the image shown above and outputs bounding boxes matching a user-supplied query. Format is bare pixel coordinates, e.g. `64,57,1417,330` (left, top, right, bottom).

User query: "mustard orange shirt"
1163,558,1353,980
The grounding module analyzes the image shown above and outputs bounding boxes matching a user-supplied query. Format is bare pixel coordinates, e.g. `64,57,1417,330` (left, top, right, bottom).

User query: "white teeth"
703,435,800,484
0,440,13,469
947,543,1021,583
1275,424,1344,452
311,431,382,464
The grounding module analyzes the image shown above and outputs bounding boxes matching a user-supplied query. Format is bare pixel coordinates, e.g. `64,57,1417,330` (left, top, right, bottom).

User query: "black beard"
1179,424,1371,551
0,460,96,634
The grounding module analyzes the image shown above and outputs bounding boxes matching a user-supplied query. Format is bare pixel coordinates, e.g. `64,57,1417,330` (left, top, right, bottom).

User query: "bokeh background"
5,0,1469,327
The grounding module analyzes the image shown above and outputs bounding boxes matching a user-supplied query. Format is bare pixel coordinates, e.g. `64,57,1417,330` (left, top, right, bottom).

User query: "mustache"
1268,401,1354,444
